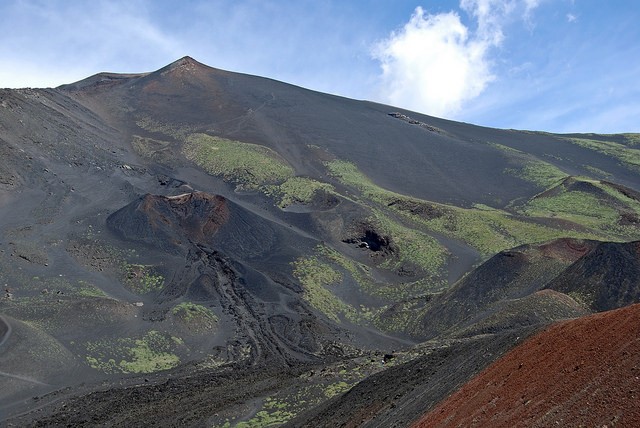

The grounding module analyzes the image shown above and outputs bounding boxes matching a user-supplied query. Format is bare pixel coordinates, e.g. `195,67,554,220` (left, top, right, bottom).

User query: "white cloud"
567,13,577,23
460,0,512,44
372,1,541,118
524,0,542,14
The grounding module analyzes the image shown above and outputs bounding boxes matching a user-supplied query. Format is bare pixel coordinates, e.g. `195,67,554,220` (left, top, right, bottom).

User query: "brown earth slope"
414,303,640,428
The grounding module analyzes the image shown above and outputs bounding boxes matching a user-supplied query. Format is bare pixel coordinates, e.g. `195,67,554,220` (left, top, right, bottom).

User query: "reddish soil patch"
413,303,640,427
537,237,593,262
143,192,230,241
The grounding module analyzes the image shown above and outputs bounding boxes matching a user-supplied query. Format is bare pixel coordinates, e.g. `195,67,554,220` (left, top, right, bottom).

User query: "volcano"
1,57,640,426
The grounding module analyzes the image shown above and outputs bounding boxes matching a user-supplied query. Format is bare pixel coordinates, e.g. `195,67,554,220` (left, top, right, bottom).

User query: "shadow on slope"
404,238,595,339
546,240,640,311
412,237,640,340
0,315,84,415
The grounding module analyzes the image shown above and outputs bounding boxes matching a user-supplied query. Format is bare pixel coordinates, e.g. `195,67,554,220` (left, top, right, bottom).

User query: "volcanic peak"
159,55,213,77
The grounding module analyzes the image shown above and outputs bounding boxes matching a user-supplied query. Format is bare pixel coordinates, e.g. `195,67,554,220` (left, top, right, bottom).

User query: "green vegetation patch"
67,237,165,295
183,133,294,189
74,280,109,298
326,160,449,274
291,256,354,323
566,137,640,172
317,245,372,292
491,143,567,188
582,164,612,178
523,191,618,229
123,263,164,294
317,245,413,303
172,302,218,332
370,209,447,279
324,381,351,398
419,202,586,255
622,133,640,146
265,176,335,208
15,275,107,299
326,159,376,195
131,135,176,164
600,181,640,213
372,298,432,336
505,158,567,188
135,116,194,139
220,369,362,427
234,398,296,428
520,178,640,237
326,159,587,256
84,330,182,374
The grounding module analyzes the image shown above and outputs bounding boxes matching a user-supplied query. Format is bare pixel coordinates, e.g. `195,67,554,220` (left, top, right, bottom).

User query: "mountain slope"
1,57,640,425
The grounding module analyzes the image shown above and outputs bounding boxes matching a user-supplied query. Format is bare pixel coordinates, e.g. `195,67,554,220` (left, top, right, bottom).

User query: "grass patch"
491,143,567,188
566,137,640,172
131,135,177,164
326,160,377,196
417,203,589,255
520,178,640,237
504,162,567,188
317,245,421,301
132,135,170,157
317,246,372,291
622,133,640,146
84,330,182,374
183,133,294,189
370,209,447,279
523,191,619,229
123,264,164,294
67,238,166,295
135,116,194,139
372,298,432,336
326,160,449,271
219,367,364,428
265,176,334,208
582,164,612,178
235,398,296,428
16,275,108,299
324,381,351,398
172,302,218,331
75,280,109,298
326,159,585,255
291,256,353,323
600,181,640,213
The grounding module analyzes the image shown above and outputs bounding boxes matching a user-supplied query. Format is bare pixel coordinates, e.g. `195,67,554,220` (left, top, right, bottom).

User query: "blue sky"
0,0,638,133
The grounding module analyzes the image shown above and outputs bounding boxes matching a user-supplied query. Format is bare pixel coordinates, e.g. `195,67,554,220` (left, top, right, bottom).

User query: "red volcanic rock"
536,237,593,262
413,303,640,427
139,192,229,242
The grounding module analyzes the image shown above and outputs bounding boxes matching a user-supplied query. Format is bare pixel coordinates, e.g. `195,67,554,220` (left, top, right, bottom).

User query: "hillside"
414,303,640,427
2,56,640,425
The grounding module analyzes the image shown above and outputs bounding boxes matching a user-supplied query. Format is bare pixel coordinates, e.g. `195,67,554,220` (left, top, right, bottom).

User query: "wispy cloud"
0,1,182,87
372,1,541,118
566,13,577,23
